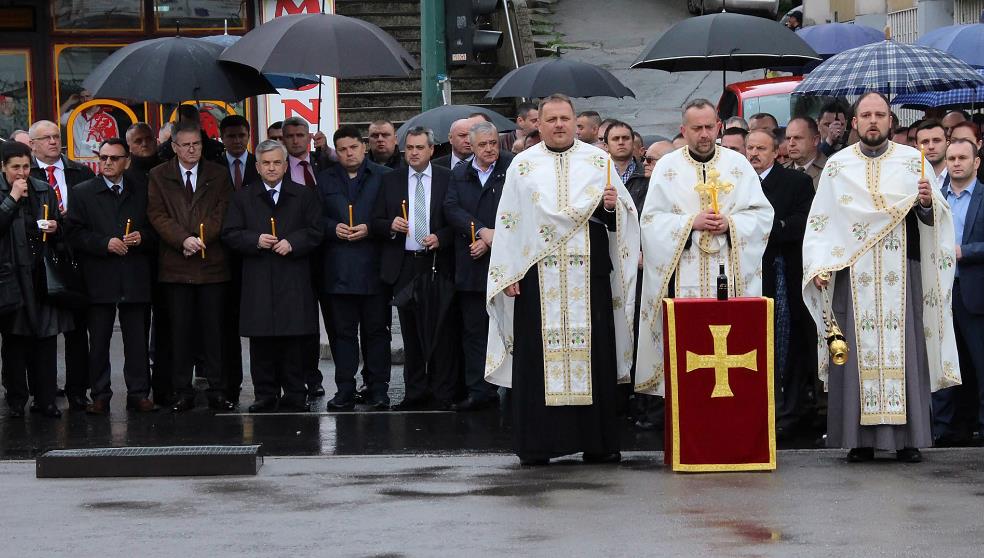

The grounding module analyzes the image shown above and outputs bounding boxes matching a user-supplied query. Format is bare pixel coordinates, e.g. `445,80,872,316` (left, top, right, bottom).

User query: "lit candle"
470,221,476,244
348,204,354,228
270,217,277,237
920,146,926,179
607,158,612,187
124,218,132,237
199,223,205,259
42,204,49,242
401,199,407,221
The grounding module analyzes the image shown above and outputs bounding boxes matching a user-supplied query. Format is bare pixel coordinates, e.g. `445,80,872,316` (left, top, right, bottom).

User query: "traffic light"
445,0,504,66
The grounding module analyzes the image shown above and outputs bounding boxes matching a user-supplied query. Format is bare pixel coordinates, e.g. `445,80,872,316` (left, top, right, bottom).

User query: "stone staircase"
334,0,517,135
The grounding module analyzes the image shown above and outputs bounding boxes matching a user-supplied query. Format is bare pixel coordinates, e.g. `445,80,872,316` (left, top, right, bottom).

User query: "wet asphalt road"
2,450,983,557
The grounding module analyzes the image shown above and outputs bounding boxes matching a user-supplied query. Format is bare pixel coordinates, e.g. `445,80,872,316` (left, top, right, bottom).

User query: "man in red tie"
147,121,235,413
28,119,95,412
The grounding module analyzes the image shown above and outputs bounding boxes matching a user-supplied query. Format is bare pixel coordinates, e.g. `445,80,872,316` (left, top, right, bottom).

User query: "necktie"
454,158,466,169
796,165,807,173
299,160,315,187
185,171,194,199
413,172,427,244
46,166,65,213
233,159,243,190
111,184,121,196
268,188,277,206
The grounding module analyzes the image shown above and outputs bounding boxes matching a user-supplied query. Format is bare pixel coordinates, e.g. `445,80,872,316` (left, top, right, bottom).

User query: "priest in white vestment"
634,99,774,397
485,94,641,466
802,93,962,463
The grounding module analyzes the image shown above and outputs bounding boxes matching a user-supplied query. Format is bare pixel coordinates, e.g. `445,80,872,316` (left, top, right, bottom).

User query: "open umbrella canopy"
891,68,984,109
395,105,516,147
219,13,417,78
916,18,984,68
486,58,634,99
630,12,820,72
795,23,885,57
199,35,320,89
793,40,984,96
82,37,276,103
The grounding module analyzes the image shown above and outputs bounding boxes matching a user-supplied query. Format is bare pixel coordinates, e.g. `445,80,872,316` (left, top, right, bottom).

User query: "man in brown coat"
147,121,234,412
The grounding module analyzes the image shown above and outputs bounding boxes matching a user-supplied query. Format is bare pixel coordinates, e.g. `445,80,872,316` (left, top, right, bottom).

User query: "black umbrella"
630,12,820,89
82,37,276,104
218,13,417,78
486,58,635,99
392,254,455,361
396,105,516,147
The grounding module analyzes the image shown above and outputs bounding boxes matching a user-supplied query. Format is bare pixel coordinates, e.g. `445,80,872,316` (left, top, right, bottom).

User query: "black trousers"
305,333,323,388
459,291,497,401
62,308,89,396
249,336,308,405
222,278,243,399
324,292,391,402
933,281,984,436
2,334,57,408
87,303,150,402
397,252,458,404
164,282,226,398
149,282,173,403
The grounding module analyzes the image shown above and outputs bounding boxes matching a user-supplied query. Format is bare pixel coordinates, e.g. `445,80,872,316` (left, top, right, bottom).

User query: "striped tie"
413,172,427,245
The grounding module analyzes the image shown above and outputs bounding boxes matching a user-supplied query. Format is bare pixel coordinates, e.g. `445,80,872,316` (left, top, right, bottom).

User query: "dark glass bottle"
716,263,728,301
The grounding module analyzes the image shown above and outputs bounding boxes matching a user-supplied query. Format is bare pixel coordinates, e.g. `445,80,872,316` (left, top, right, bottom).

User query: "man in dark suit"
746,129,815,437
218,114,257,404
65,138,156,415
933,139,984,446
147,121,235,413
444,122,513,411
432,117,481,170
316,126,393,410
222,139,324,413
373,126,456,410
28,119,95,411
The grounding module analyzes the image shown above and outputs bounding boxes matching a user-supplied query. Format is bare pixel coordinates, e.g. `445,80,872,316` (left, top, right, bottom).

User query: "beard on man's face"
859,129,888,147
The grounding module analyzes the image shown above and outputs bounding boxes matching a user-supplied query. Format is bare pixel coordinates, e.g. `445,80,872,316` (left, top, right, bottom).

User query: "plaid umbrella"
891,69,984,109
793,40,984,96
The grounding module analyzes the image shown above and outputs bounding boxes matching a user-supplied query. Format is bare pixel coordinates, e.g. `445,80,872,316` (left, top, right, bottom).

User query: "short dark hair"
947,138,980,159
747,128,779,150
538,93,576,115
850,92,890,116
1,139,32,164
914,119,945,138
819,101,847,120
177,104,200,122
332,125,363,145
788,12,801,23
786,116,819,136
516,102,538,119
171,120,201,140
681,98,716,120
267,121,283,132
632,131,643,143
220,114,250,132
749,113,779,127
99,137,129,155
576,111,601,125
603,120,634,143
468,112,493,123
722,126,748,139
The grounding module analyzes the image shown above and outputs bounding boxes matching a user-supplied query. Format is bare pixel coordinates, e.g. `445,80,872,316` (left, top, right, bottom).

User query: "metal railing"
888,8,919,44
953,0,984,23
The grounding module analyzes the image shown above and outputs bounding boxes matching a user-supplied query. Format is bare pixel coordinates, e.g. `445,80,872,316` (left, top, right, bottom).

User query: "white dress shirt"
36,158,69,210
758,164,774,182
405,164,433,251
102,176,123,192
226,151,249,186
264,181,283,205
473,158,496,187
179,162,200,192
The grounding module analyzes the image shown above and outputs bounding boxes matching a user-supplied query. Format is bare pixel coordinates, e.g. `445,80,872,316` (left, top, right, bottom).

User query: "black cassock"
511,211,620,460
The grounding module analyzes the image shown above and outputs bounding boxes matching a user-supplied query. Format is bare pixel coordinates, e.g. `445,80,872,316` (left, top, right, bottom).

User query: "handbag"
0,260,22,315
42,242,88,309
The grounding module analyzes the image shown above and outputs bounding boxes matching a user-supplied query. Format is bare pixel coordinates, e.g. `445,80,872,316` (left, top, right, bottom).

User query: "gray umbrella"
486,58,634,99
396,105,517,146
81,37,276,103
218,13,417,78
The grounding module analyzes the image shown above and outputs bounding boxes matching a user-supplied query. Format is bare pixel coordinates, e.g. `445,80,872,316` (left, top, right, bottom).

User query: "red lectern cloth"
663,297,776,472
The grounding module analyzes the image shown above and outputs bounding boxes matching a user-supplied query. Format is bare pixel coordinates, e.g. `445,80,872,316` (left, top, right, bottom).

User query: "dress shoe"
896,448,922,463
29,401,41,414
86,399,111,415
452,396,495,412
208,397,236,412
365,398,390,411
152,393,173,408
307,384,325,398
583,451,621,464
519,457,550,466
970,433,984,447
170,397,196,413
325,395,355,411
225,391,241,406
56,388,66,398
846,447,875,462
126,398,157,413
8,405,25,418
933,434,966,448
40,403,62,418
279,398,311,412
67,394,90,411
392,397,431,411
248,398,279,413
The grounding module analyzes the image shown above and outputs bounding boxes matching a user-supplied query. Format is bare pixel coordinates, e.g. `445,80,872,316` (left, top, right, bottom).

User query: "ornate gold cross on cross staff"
694,169,733,213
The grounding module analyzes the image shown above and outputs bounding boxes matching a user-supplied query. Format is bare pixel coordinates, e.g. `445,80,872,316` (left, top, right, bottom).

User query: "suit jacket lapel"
965,183,983,244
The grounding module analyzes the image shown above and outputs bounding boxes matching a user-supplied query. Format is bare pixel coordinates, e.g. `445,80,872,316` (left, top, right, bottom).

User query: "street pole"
420,0,447,111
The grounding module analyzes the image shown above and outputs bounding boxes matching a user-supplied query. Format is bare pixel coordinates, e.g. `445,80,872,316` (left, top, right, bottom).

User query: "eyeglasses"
643,156,659,164
174,140,202,150
31,134,61,143
98,154,128,162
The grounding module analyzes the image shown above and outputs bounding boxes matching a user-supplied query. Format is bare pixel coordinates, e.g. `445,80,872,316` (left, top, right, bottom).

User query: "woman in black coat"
0,141,74,418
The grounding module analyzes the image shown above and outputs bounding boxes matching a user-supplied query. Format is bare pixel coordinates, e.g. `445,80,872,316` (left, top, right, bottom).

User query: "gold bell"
826,323,849,366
